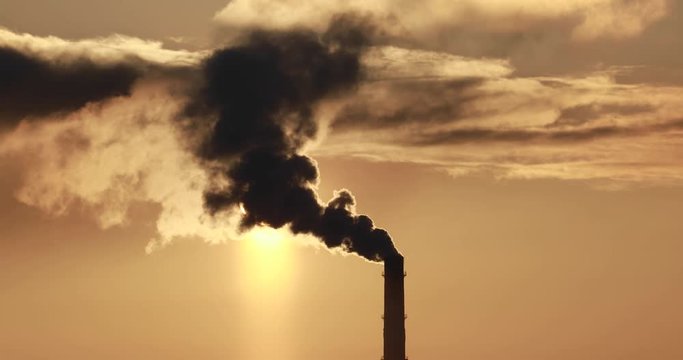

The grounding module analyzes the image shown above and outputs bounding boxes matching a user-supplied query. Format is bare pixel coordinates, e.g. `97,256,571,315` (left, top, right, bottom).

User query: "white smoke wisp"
0,80,240,252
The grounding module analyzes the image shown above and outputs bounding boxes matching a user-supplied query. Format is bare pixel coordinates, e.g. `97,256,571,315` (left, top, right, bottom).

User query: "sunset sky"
2,1,683,359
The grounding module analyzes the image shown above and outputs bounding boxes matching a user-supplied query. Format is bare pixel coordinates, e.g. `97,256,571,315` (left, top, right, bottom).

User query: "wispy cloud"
317,72,683,186
214,0,670,42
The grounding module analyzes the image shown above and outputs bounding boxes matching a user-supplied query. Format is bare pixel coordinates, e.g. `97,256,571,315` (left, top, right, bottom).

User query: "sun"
246,226,285,250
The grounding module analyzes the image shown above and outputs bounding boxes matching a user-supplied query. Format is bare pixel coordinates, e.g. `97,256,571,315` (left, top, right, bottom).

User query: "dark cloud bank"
332,78,483,130
409,119,683,146
0,46,143,128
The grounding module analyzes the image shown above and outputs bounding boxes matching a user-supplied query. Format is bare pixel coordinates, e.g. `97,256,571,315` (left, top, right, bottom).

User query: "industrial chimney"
383,254,406,360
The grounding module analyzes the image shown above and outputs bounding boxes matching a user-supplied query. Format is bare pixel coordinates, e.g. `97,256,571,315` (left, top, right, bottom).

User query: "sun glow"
239,226,292,290
247,226,285,250
237,226,296,360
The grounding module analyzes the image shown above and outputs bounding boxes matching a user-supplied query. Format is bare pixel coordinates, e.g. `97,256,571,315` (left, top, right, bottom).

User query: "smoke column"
184,15,399,262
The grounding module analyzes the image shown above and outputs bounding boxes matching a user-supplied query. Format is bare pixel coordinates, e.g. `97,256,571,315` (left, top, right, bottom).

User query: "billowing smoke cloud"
184,16,399,261
0,46,143,128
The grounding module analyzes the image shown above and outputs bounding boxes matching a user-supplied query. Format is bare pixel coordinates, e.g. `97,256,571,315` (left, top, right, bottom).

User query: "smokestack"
384,254,406,360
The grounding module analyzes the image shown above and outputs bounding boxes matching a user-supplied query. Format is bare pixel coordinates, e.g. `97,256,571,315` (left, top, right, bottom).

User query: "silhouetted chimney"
383,254,406,360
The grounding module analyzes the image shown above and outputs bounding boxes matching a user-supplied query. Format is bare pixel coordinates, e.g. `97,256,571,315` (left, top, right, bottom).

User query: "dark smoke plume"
186,15,399,261
0,46,143,128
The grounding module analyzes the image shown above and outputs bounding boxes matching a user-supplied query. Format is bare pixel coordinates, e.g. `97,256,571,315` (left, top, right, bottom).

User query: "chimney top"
384,254,404,277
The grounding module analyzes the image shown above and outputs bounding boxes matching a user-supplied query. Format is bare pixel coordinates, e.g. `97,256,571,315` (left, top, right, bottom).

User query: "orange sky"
2,1,683,359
